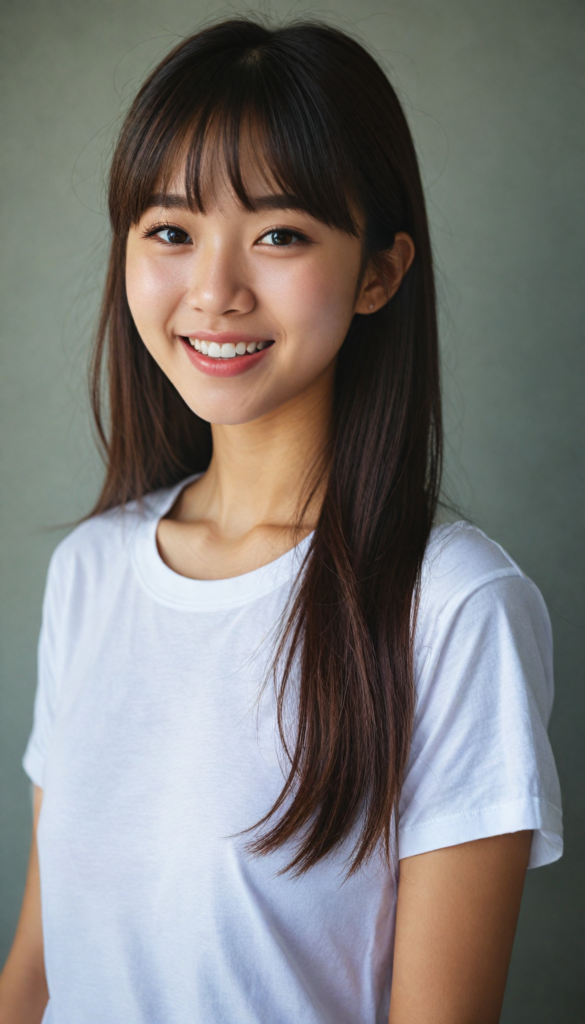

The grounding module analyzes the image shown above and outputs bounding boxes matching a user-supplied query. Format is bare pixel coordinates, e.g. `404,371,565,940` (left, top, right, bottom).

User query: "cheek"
125,253,183,343
265,256,358,356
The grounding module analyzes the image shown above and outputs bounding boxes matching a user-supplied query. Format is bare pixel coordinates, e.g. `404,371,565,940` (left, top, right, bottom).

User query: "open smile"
183,337,275,359
179,335,275,377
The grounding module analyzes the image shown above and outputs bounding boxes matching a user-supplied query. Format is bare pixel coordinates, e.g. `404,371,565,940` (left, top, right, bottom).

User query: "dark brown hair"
90,18,442,876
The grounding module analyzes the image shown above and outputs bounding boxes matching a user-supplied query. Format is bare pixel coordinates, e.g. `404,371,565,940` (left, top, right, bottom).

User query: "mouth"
181,337,275,360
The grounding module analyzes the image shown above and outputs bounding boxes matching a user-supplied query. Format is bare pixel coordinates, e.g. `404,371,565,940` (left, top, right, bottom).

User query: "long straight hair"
90,18,442,876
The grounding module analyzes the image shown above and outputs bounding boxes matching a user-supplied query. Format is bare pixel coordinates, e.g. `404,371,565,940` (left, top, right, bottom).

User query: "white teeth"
188,337,272,358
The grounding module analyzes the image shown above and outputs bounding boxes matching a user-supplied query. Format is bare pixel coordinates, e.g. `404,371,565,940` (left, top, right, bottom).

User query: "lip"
179,336,274,377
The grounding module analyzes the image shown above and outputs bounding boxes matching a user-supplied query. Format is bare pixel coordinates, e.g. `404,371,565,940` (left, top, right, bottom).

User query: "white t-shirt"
23,477,563,1024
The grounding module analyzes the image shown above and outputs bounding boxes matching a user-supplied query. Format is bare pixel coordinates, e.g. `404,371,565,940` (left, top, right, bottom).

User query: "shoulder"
415,521,553,710
416,521,552,690
48,506,137,587
421,520,527,609
44,485,177,597
418,520,550,638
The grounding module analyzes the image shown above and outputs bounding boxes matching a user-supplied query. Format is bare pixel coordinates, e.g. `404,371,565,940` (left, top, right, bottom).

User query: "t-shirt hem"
398,797,563,868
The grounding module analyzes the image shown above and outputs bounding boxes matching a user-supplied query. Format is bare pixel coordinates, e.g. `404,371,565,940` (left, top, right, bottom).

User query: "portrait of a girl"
0,17,563,1024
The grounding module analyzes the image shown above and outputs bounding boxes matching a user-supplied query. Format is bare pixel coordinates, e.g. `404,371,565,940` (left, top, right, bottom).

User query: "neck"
181,364,334,540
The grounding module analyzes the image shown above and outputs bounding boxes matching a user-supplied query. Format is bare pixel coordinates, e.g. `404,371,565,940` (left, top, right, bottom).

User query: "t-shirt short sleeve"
22,548,64,789
399,534,563,869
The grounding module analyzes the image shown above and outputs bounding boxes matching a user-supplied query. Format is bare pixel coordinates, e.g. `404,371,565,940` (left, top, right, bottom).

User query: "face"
125,161,375,427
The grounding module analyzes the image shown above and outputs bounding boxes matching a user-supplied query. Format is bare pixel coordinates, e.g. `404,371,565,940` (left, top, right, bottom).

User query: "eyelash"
258,228,310,247
142,222,310,248
142,223,191,244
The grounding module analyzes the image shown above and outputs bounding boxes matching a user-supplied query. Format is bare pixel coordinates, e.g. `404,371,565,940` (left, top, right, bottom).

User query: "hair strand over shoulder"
89,17,442,877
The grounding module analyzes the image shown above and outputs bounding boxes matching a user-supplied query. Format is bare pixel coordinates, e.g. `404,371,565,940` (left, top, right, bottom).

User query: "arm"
388,830,532,1024
0,787,49,1024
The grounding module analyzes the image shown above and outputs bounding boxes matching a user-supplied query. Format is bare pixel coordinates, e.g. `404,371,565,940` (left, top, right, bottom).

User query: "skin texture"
389,831,533,1023
125,163,414,579
0,162,533,1022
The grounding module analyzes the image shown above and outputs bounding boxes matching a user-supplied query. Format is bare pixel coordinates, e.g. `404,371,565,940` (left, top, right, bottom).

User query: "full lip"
178,333,275,378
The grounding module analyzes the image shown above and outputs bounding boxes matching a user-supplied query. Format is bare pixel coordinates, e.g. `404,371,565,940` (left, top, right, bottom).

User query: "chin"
182,399,263,426
187,393,290,427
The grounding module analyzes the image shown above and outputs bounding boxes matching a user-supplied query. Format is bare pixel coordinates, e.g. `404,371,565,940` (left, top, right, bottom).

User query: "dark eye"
155,226,191,245
263,229,298,246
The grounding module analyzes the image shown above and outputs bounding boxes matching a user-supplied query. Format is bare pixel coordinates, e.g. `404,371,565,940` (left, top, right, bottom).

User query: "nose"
184,239,255,318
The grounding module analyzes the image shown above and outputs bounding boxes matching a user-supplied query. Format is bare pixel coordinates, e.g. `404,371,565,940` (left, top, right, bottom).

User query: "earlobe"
356,273,389,315
355,284,388,316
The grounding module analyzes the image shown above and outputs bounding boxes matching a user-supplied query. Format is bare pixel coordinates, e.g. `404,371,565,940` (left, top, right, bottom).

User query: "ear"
354,232,416,314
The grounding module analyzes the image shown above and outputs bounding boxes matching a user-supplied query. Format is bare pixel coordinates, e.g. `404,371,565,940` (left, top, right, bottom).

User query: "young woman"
0,18,562,1024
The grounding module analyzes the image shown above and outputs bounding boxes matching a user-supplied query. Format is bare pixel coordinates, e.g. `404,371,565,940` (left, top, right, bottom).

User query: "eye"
258,228,307,247
144,224,192,245
156,225,191,245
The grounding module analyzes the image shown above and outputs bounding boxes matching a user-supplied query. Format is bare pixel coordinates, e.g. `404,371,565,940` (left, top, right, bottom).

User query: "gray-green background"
1,0,583,1017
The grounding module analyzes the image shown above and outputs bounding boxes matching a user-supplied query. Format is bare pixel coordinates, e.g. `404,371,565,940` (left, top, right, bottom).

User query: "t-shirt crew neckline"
130,475,315,612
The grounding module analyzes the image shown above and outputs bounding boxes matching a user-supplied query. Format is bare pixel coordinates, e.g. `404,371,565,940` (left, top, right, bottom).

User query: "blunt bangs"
109,26,381,239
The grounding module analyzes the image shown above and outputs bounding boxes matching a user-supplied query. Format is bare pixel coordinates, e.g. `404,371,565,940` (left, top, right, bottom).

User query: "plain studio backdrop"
0,0,583,1017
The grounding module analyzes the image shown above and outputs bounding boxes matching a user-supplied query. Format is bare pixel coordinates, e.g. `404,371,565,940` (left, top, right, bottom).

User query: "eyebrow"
144,191,310,214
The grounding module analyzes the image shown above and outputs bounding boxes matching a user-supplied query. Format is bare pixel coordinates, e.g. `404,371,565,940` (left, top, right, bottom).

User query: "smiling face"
125,159,380,427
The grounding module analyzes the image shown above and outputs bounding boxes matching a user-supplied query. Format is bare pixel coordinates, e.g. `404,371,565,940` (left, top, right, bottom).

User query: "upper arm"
22,786,45,966
12,786,45,965
33,786,43,839
388,830,532,1024
0,786,47,1017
